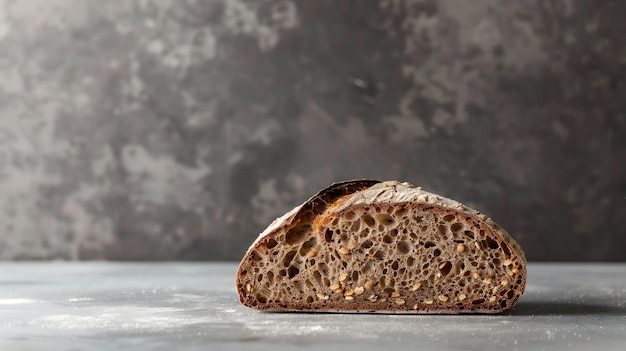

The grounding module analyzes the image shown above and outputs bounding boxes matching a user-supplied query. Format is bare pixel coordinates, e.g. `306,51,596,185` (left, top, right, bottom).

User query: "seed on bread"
236,180,527,314
316,293,329,300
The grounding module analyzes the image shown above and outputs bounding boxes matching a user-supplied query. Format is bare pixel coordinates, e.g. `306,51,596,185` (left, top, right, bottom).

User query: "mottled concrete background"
0,0,624,261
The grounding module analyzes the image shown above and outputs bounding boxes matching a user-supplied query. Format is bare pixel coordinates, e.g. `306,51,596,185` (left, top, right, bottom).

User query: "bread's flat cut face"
236,180,526,314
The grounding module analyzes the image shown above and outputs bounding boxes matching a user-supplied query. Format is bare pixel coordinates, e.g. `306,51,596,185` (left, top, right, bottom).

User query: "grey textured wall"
0,0,624,261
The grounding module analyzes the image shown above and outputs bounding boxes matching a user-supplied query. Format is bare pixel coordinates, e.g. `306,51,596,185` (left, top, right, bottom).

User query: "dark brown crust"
301,179,382,218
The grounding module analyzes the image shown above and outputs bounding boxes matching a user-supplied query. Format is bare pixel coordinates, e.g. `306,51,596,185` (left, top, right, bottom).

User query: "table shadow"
509,301,626,316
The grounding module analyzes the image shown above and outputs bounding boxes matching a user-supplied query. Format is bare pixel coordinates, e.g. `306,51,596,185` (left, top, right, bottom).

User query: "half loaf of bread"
236,180,526,313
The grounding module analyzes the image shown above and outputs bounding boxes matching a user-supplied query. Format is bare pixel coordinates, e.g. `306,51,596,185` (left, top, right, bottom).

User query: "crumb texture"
237,181,526,313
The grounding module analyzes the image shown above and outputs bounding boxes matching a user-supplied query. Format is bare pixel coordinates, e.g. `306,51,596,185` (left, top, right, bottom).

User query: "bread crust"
236,180,526,314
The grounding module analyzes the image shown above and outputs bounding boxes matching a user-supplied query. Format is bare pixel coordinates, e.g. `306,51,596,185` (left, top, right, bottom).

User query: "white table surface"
1,262,625,350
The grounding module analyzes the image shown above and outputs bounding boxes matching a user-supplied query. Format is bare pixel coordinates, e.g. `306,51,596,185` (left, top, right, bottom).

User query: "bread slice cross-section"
236,180,526,313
